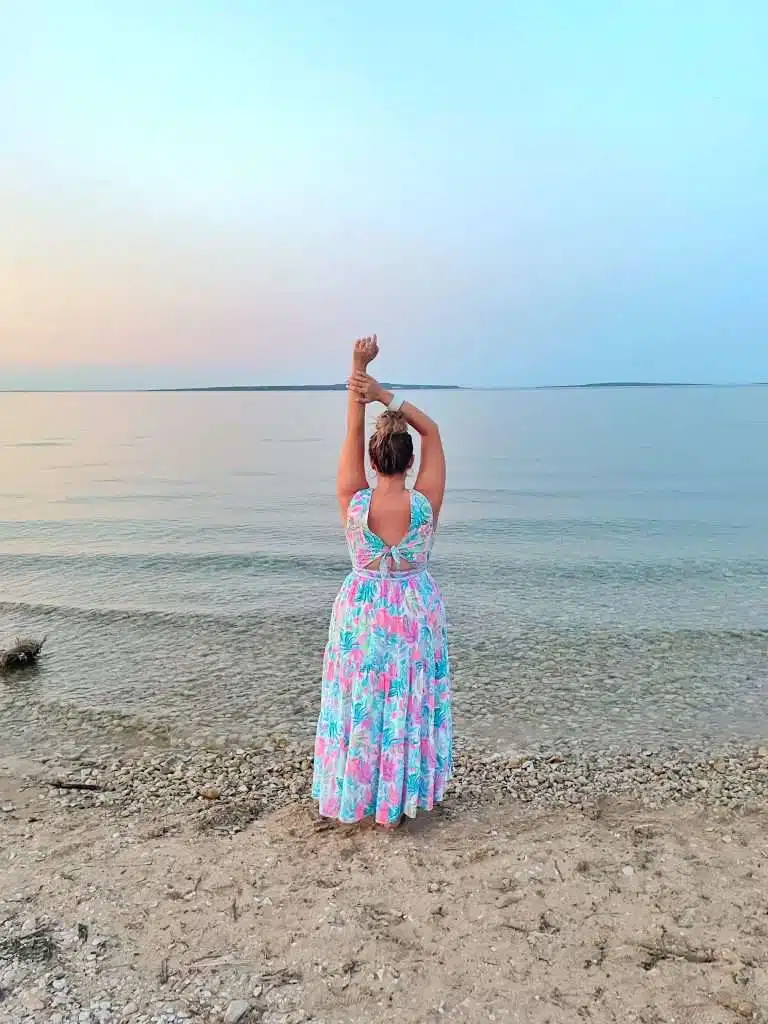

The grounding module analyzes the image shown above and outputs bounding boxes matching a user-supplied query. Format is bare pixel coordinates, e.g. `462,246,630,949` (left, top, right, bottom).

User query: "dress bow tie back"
379,546,403,576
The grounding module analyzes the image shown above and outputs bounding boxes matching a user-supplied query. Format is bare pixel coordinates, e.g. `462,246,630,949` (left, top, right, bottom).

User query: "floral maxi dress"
312,488,453,825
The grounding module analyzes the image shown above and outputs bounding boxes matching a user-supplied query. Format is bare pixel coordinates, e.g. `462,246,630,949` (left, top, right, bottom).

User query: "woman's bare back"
365,488,414,571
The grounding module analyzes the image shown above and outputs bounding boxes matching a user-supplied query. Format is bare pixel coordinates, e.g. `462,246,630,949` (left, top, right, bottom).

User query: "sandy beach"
2,732,768,1024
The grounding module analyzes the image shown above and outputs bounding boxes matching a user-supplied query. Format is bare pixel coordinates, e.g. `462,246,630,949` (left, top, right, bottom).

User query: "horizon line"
0,380,766,394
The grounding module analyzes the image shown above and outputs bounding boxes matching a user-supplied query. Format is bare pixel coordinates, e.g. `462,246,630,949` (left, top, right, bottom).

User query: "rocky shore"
2,730,768,1023
30,734,768,821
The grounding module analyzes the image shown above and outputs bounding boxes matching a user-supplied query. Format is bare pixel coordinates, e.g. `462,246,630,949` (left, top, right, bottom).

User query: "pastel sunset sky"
2,1,766,388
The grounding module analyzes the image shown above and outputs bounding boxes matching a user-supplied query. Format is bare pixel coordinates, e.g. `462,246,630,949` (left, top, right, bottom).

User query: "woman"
312,335,453,829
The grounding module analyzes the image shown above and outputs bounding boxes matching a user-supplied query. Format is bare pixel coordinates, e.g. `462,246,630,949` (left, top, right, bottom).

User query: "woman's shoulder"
410,488,435,527
346,487,372,520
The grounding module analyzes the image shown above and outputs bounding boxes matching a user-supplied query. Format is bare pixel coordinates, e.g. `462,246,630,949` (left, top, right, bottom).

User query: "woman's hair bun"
369,409,413,476
374,409,409,437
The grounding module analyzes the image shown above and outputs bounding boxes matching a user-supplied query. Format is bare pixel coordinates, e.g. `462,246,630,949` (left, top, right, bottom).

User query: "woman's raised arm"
336,336,378,522
348,372,446,521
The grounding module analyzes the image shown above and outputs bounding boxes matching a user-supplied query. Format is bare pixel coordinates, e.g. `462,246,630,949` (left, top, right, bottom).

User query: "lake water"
1,387,766,754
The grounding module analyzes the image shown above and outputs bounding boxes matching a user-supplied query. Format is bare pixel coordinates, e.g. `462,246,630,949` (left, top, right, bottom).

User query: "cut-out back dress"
312,487,453,824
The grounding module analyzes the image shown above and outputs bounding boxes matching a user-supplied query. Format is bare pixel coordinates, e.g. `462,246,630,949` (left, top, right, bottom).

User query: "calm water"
1,387,766,753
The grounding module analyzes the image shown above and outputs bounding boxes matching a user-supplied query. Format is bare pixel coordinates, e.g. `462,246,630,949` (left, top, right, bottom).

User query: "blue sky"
1,1,766,387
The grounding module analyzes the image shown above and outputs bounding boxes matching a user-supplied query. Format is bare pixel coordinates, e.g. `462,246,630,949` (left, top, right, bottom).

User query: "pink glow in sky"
2,2,766,387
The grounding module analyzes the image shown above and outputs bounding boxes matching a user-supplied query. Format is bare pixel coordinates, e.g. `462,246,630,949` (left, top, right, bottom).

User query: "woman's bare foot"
314,816,376,833
381,816,403,832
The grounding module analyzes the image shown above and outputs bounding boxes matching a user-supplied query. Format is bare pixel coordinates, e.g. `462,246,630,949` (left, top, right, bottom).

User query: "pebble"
224,1000,252,1023
21,990,47,1012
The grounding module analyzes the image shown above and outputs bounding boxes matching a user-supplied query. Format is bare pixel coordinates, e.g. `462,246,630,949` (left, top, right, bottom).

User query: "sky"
1,1,766,388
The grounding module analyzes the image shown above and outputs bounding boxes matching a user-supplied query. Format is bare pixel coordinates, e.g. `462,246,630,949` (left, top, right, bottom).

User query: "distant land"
158,381,765,393
1,381,765,393
477,381,767,391
159,383,463,392
527,381,729,390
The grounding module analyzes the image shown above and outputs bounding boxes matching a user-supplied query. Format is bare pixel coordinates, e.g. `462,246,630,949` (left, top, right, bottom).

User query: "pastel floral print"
312,488,453,825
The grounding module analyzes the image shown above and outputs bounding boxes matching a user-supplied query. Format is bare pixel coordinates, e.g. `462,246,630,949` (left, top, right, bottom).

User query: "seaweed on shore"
0,636,47,674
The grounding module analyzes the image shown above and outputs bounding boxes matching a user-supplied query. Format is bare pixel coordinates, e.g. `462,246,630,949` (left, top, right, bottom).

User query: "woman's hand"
347,370,385,405
352,335,379,370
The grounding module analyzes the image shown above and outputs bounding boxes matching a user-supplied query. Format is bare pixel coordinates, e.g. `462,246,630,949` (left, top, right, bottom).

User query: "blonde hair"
374,409,408,436
368,410,413,476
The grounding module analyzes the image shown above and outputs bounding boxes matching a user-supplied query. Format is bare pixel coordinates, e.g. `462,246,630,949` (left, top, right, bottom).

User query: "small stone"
621,865,634,877
224,1000,252,1023
720,995,758,1018
52,979,68,991
122,1003,138,1016
22,990,48,1012
199,787,220,801
757,746,768,758
20,916,38,936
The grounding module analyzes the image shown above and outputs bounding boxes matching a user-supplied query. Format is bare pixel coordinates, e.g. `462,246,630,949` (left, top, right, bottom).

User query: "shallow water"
1,387,766,753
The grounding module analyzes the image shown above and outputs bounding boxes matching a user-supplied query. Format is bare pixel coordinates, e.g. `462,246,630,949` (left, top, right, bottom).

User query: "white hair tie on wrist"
387,393,404,412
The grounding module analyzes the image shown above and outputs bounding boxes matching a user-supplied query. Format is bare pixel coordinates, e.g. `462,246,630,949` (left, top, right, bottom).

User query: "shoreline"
1,736,767,1023
14,735,768,823
2,691,768,822
4,685,768,761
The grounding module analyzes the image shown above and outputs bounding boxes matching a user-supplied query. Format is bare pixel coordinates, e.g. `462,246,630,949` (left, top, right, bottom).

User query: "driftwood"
49,779,105,793
0,636,47,674
636,929,717,970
